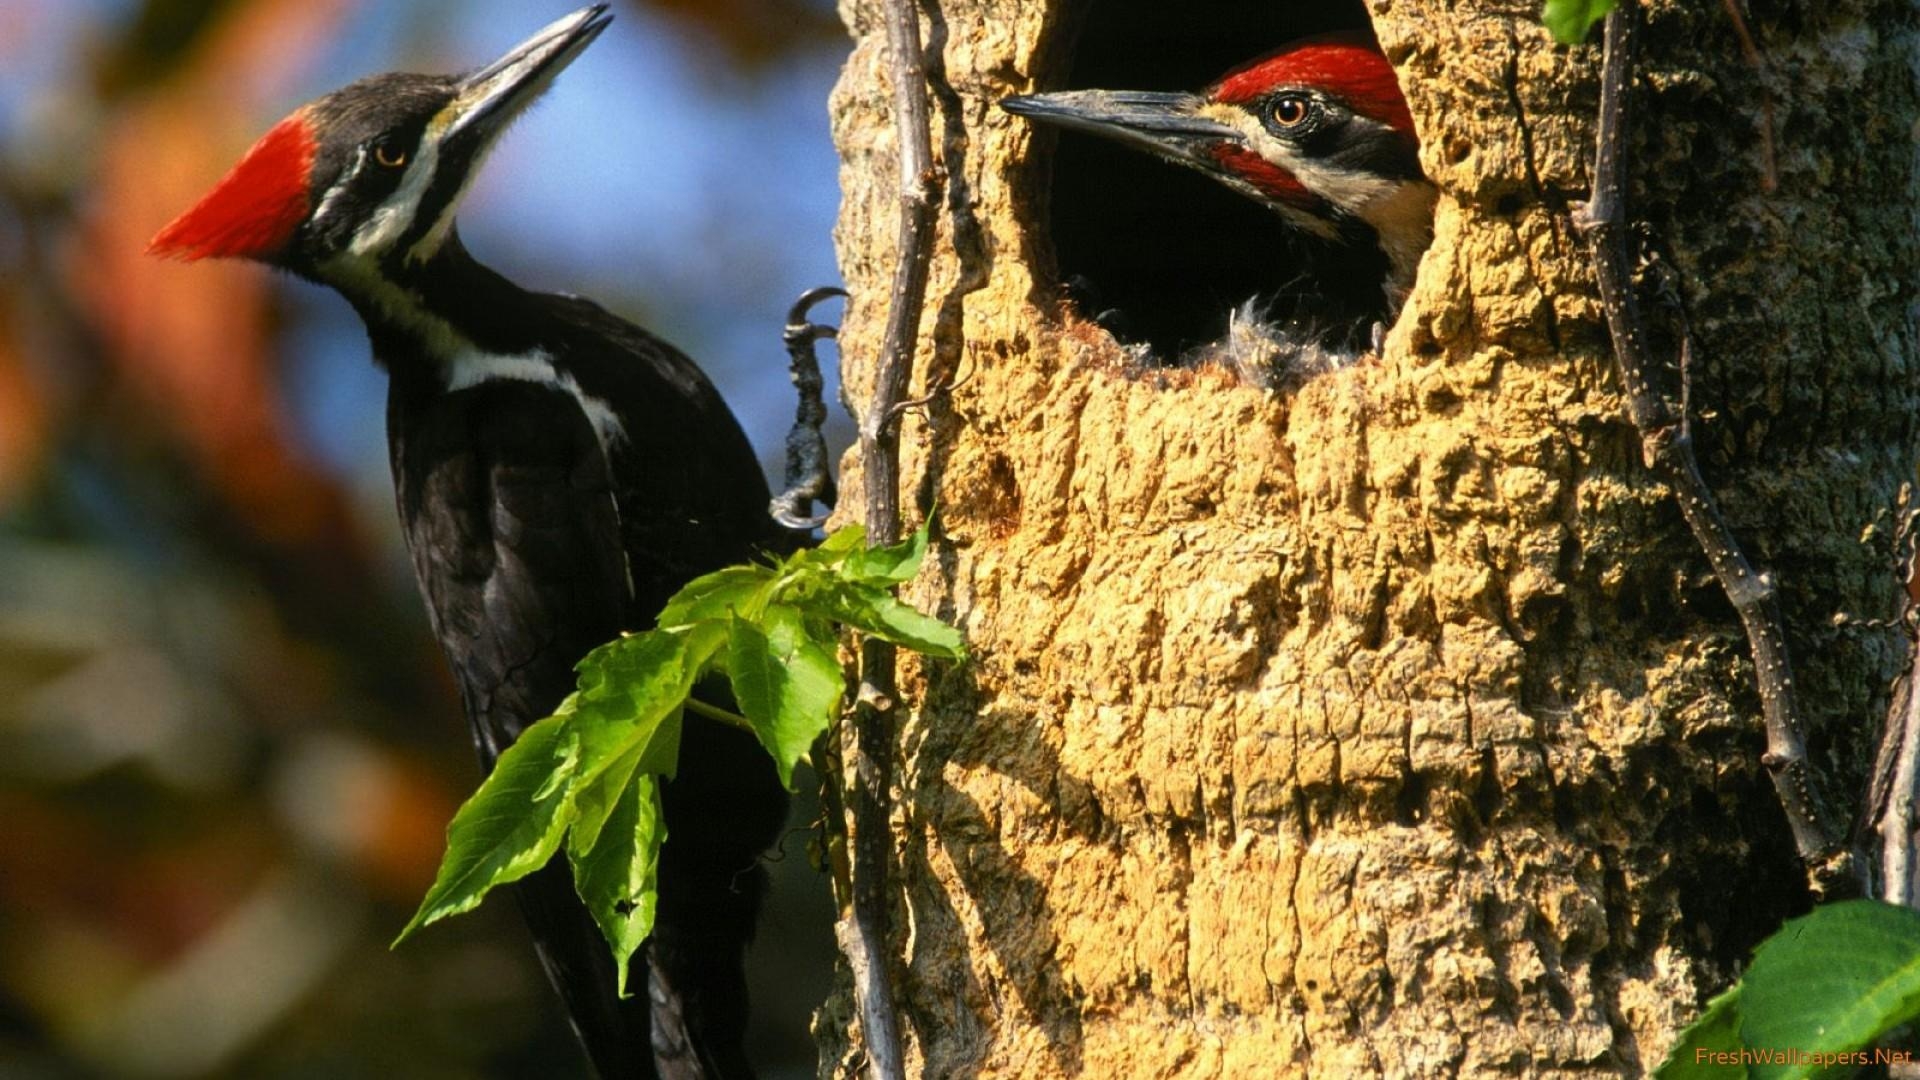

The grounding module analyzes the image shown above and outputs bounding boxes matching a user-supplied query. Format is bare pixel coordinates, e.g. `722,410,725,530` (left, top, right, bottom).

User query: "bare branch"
837,0,941,1075
1571,1,1863,899
1878,659,1920,904
1871,493,1920,904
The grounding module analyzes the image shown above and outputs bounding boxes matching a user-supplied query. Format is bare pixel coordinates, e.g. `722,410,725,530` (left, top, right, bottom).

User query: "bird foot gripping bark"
771,286,847,531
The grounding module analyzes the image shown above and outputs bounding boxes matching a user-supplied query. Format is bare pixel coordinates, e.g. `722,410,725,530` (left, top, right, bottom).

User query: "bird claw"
771,286,845,532
784,286,848,349
770,499,833,532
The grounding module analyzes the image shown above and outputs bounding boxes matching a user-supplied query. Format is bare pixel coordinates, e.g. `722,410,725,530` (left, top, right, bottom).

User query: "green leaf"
395,717,581,943
781,524,871,581
568,628,717,786
568,739,643,861
1737,899,1920,1079
820,583,966,659
567,767,666,996
1542,0,1615,44
657,565,775,627
1655,985,1747,1080
814,524,869,556
844,519,930,586
727,607,844,788
396,511,973,976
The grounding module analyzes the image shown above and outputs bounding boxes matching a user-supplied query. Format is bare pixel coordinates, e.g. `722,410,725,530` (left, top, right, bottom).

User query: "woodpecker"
1003,34,1435,384
151,7,788,1078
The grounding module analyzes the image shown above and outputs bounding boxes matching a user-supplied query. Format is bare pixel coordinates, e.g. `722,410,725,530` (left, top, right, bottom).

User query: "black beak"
1001,90,1245,172
444,5,614,144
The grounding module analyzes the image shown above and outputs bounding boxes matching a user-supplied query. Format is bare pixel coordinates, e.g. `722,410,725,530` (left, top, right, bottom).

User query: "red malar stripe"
1209,145,1325,214
149,110,318,261
1211,37,1415,137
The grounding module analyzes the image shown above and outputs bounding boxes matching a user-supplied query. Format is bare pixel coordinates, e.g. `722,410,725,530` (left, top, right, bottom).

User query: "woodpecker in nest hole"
1003,33,1435,389
152,7,789,1077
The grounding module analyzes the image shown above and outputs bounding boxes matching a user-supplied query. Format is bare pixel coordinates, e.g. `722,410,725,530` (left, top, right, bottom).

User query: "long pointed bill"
1001,90,1244,174
380,5,611,263
445,5,613,144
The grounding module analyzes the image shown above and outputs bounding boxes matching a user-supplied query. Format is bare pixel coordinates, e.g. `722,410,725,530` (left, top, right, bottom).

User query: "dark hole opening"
1040,0,1383,359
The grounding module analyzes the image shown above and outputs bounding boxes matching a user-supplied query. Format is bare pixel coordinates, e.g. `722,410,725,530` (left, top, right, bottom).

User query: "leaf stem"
684,698,756,735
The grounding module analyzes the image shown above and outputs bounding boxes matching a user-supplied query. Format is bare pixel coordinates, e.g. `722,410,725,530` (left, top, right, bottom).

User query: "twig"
1870,492,1920,904
1570,1,1862,898
1878,656,1920,904
771,286,847,530
887,346,977,423
836,0,939,1076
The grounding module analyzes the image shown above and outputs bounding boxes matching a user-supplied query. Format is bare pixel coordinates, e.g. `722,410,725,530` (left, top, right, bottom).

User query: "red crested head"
1210,34,1414,138
1000,30,1434,304
149,110,318,262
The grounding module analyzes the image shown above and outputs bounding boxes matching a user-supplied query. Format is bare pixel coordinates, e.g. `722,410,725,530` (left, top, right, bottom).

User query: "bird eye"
1271,95,1313,129
374,141,408,169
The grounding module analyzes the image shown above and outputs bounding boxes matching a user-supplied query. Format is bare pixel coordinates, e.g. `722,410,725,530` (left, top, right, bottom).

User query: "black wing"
388,375,656,1079
540,300,794,1076
388,375,630,760
542,293,792,617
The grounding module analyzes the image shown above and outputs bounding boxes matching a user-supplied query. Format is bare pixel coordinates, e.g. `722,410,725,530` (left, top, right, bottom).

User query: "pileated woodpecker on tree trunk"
151,7,788,1078
1003,34,1436,387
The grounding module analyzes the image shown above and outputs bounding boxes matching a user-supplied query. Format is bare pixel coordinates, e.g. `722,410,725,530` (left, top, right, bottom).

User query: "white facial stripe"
390,25,586,265
349,119,445,259
406,171,474,265
344,11,602,266
1208,104,1402,218
311,146,367,232
1201,108,1337,240
1211,105,1433,291
1265,136,1432,294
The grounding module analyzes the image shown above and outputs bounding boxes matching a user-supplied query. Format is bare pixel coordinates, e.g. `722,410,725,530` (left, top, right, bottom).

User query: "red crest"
1211,36,1415,137
149,110,318,261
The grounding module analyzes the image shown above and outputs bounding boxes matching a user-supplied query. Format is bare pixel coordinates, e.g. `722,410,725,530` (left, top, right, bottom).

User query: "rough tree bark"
825,0,1919,1075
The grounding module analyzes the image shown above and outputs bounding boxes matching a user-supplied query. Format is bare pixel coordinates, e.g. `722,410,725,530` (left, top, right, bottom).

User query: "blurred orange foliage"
75,0,363,557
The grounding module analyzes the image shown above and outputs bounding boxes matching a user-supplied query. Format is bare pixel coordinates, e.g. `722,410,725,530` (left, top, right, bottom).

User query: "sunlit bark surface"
824,1,1919,1074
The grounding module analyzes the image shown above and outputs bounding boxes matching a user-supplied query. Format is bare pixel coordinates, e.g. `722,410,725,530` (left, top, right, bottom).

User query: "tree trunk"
825,0,1920,1075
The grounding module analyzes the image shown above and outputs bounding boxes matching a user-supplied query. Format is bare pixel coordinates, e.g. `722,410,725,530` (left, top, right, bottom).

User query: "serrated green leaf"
814,524,869,556
657,565,776,628
782,524,870,580
1737,899,1920,1080
568,628,717,786
567,768,665,997
1542,0,1614,44
1655,984,1746,1080
395,717,581,943
568,734,645,862
727,607,843,788
844,519,930,586
821,583,966,659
